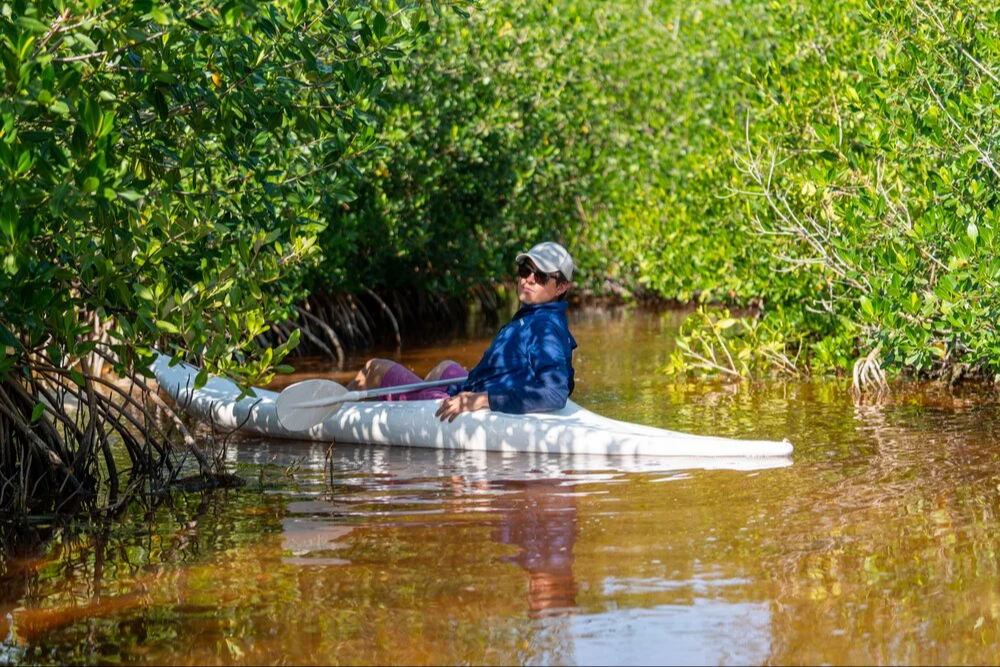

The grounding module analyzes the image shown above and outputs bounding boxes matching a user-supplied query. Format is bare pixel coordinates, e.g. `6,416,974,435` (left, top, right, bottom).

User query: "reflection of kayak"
153,354,793,458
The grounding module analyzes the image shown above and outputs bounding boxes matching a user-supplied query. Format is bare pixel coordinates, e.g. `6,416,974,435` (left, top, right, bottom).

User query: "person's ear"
556,281,570,297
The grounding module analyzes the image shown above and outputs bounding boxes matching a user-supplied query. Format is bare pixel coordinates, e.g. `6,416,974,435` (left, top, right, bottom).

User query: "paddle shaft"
294,376,468,409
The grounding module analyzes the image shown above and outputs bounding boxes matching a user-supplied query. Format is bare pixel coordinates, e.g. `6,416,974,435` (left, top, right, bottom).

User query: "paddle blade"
275,379,350,431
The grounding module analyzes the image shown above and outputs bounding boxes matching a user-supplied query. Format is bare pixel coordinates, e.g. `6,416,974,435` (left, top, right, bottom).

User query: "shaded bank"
264,274,667,363
260,285,511,365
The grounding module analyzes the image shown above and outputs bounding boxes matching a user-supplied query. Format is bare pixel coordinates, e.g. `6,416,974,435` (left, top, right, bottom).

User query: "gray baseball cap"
516,241,575,281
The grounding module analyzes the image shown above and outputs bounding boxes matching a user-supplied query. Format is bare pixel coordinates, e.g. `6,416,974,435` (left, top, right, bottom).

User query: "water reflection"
431,468,583,617
280,511,352,566
491,478,579,617
257,441,782,665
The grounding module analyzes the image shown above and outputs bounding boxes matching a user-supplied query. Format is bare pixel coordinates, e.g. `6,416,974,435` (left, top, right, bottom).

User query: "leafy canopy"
0,0,454,387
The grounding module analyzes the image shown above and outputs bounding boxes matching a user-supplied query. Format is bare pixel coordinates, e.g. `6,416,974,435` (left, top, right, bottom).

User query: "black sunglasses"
517,261,559,286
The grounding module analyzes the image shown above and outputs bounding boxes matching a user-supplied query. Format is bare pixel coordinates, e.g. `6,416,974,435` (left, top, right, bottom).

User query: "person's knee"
426,360,463,381
365,358,393,371
351,358,396,390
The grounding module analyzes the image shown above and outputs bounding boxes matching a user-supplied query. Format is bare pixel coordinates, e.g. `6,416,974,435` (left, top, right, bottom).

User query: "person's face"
517,259,569,305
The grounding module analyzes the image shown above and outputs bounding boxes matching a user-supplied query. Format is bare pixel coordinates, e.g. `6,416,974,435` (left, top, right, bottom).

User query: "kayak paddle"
275,376,467,431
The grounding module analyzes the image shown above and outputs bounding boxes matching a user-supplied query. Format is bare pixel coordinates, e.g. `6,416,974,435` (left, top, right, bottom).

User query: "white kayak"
152,354,793,459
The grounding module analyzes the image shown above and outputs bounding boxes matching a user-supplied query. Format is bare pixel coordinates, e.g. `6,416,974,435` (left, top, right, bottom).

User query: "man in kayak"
346,241,578,422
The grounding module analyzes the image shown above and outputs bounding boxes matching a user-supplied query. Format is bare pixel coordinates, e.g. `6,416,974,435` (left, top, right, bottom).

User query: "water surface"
4,307,1000,665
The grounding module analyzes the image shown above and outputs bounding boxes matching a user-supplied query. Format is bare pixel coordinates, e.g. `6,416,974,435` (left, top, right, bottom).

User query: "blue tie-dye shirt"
448,301,577,414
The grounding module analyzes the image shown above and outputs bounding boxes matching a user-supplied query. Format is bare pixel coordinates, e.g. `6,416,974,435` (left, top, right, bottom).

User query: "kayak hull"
153,354,793,458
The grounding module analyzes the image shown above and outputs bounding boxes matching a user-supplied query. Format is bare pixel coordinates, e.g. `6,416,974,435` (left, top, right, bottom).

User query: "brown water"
5,307,1000,665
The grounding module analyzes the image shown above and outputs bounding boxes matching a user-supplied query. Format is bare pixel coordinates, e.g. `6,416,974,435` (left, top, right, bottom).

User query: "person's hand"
435,392,489,422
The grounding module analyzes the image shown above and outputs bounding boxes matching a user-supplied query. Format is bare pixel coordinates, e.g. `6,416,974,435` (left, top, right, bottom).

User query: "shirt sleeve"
488,319,573,414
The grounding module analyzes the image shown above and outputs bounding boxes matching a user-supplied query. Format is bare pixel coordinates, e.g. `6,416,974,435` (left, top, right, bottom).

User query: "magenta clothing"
380,362,467,401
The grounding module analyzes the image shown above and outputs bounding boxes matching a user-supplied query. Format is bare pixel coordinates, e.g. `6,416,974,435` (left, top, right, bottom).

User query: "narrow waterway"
4,307,1000,665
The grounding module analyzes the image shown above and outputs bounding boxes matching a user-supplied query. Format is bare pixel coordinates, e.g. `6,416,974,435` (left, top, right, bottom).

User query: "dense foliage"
1,0,458,385
656,0,1000,383
325,0,802,301
313,0,674,298
347,0,1000,383
0,0,463,513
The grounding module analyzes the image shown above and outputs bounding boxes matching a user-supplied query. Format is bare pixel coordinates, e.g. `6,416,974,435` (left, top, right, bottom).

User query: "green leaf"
155,320,180,333
30,403,45,423
82,177,99,193
75,32,97,51
967,221,979,242
18,35,35,60
152,89,169,120
70,368,86,387
373,12,387,39
15,150,31,175
97,111,115,138
49,100,70,115
194,367,209,390
82,100,102,136
186,16,214,31
16,17,49,33
125,26,149,42
0,201,15,239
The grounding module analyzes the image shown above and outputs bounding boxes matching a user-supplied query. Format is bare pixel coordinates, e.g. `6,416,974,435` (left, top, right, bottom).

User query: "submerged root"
263,286,506,359
0,341,236,518
851,347,889,398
